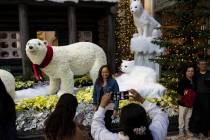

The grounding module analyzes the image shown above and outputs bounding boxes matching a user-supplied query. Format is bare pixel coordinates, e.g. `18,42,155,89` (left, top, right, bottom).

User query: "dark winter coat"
0,78,17,140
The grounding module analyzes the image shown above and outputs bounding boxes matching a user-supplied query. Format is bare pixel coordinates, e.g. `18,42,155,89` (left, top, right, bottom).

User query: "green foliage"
15,76,35,90
159,73,179,90
115,0,136,69
74,75,93,87
15,81,35,90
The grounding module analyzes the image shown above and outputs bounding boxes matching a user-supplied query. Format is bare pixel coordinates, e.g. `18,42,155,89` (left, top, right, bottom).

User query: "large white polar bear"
0,69,16,99
26,39,107,96
130,0,161,37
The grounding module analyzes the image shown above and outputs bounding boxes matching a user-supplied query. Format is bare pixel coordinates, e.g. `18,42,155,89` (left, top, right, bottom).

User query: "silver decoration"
16,109,50,131
16,102,95,132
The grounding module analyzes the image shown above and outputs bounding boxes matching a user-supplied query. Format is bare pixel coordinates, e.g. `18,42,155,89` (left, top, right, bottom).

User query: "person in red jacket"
177,64,195,137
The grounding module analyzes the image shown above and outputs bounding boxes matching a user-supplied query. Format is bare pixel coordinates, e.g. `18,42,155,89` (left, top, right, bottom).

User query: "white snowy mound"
116,75,166,98
130,36,163,55
116,60,166,98
15,84,49,101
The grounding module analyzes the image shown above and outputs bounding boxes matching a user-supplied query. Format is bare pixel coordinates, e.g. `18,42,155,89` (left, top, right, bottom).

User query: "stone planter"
18,130,44,140
17,116,179,140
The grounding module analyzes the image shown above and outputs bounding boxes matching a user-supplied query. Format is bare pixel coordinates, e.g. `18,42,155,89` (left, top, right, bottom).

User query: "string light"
115,0,136,70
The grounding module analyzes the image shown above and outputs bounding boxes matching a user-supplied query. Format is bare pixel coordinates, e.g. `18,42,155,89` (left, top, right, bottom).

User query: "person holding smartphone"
91,89,169,140
92,65,119,132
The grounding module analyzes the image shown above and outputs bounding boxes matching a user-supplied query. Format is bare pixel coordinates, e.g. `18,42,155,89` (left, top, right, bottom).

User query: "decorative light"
115,0,136,69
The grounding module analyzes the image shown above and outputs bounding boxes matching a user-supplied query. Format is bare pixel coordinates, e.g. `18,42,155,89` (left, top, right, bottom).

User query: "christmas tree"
153,0,210,90
115,0,136,69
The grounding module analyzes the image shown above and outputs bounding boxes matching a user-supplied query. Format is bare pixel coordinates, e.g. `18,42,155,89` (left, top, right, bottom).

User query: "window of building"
0,32,21,59
78,31,92,42
37,31,58,46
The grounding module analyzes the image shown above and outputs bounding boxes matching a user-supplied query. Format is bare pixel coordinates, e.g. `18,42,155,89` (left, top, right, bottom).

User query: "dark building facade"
0,0,117,78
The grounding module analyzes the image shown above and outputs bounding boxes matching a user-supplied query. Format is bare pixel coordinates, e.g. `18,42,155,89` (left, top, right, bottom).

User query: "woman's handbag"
181,88,196,108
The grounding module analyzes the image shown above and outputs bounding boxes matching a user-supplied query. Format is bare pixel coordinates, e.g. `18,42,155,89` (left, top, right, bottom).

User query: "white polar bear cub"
26,39,107,96
0,69,16,99
120,60,157,82
115,60,166,98
130,0,161,37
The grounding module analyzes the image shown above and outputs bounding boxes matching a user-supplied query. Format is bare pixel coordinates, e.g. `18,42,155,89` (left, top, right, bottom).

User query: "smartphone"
112,91,129,101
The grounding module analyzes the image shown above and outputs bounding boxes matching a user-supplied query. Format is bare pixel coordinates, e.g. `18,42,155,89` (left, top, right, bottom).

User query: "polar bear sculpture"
120,60,157,82
130,36,164,55
0,69,16,99
130,0,161,37
115,60,166,98
26,39,107,96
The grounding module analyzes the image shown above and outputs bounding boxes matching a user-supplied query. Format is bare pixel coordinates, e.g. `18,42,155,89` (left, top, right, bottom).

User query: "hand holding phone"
128,89,145,103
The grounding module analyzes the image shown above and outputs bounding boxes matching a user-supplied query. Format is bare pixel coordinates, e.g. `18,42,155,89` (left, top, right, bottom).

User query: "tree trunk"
19,4,32,80
68,6,76,44
107,6,116,72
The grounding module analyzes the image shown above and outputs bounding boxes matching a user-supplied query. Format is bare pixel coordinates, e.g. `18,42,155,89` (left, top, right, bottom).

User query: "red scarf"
32,45,53,81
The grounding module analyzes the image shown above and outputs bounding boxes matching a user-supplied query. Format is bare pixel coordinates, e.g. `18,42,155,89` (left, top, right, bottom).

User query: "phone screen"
112,91,129,101
122,91,129,99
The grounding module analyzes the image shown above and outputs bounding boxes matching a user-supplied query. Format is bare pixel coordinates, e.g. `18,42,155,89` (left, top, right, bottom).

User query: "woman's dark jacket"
177,77,195,107
177,77,195,96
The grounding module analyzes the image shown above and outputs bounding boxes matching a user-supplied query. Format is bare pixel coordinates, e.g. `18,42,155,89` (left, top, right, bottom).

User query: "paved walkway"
167,135,210,140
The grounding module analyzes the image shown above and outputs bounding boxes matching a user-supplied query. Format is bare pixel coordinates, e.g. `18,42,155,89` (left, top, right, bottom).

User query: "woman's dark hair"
95,65,112,85
0,78,16,121
120,103,153,140
44,94,78,140
182,64,195,77
197,58,207,64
